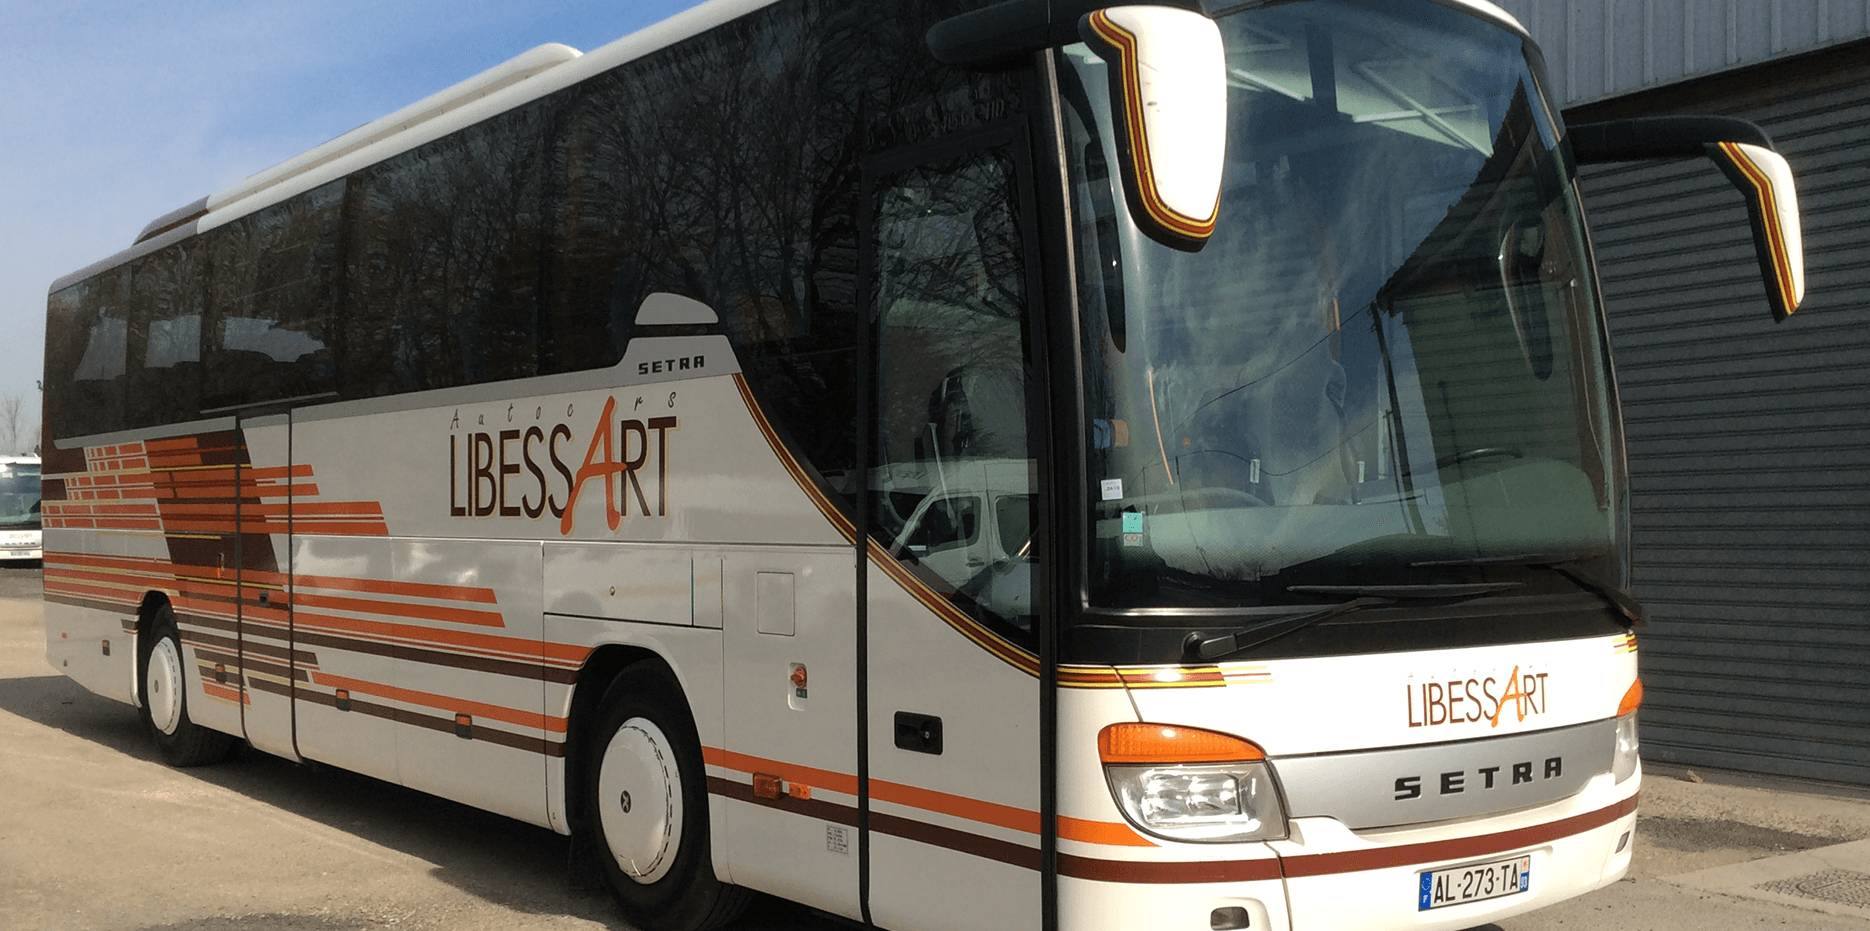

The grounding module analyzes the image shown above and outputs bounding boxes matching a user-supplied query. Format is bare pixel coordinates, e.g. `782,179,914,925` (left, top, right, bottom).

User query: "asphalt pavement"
1,566,1865,930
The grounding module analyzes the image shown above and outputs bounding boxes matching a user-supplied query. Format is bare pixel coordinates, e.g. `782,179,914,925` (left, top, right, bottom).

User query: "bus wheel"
586,665,749,930
137,604,235,767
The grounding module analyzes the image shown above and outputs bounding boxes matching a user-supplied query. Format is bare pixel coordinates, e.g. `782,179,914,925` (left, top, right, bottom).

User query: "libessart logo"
447,395,679,536
1406,665,1549,730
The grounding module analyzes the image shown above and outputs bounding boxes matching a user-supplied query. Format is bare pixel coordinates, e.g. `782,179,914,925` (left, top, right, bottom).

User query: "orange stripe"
293,574,498,604
1087,11,1219,239
201,681,249,705
312,672,566,733
287,591,505,628
142,436,201,452
158,501,383,517
704,748,1149,847
1719,141,1798,310
44,554,500,607
732,375,856,542
43,579,148,604
288,610,591,663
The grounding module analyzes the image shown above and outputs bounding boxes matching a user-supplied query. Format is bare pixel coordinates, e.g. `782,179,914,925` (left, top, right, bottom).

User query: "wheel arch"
130,589,173,706
564,645,698,833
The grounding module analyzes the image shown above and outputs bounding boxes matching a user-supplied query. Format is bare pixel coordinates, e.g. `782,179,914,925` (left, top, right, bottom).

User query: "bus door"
286,409,399,786
862,127,1051,931
231,411,298,761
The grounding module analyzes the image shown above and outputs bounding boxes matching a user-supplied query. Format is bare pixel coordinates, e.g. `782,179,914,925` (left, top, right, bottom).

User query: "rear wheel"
585,664,749,930
138,604,235,767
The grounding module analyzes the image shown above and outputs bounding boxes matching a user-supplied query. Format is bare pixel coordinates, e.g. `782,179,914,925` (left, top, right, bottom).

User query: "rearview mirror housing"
1570,116,1805,320
1078,6,1227,252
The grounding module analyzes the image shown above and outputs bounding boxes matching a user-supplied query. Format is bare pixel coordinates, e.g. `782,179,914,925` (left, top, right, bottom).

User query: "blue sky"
0,0,701,437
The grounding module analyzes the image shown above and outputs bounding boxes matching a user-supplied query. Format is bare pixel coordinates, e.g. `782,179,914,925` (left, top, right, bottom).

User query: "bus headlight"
1613,678,1642,783
1613,713,1639,783
1098,723,1287,843
1106,762,1287,842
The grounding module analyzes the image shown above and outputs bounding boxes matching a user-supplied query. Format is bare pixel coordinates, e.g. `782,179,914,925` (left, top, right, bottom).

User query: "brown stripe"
251,678,567,758
46,593,139,617
870,810,1040,871
706,776,860,827
705,776,1038,871
175,611,239,634
1280,794,1639,878
190,648,304,683
1057,851,1281,884
293,629,578,684
180,608,574,683
180,630,315,665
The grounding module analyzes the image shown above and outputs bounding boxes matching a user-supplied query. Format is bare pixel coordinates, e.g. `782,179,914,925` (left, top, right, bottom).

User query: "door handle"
894,711,943,755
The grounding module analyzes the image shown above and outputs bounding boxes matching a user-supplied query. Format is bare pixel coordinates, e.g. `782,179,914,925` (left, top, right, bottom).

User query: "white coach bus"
0,456,42,563
41,1,1806,928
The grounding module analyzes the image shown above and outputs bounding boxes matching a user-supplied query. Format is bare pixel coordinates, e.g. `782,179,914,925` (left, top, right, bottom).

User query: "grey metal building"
1495,0,1870,784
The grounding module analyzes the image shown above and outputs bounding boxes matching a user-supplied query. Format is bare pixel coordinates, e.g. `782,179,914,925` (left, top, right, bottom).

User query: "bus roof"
52,0,1527,294
50,0,786,294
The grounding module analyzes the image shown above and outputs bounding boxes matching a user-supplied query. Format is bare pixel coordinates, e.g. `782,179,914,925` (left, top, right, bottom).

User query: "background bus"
0,456,42,564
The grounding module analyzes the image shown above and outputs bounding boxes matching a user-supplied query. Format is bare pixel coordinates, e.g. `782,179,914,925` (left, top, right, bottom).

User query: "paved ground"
2,565,1866,930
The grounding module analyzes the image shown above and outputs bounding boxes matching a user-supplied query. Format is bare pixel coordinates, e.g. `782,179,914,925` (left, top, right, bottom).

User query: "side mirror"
1570,116,1805,320
1078,6,1227,252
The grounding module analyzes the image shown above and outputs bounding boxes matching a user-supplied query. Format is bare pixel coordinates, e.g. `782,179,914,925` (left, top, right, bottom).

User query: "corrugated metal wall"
1495,0,1870,105
1570,42,1870,783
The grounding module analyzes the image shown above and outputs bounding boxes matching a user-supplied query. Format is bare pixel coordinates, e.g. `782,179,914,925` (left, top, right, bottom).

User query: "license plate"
1418,855,1530,910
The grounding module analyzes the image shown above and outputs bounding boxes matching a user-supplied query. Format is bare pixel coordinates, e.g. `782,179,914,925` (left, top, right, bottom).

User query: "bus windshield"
0,462,42,530
1061,0,1623,610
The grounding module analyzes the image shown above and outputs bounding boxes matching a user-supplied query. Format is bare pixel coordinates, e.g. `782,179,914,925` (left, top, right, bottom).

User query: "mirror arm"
927,0,1204,70
1568,116,1773,163
1568,116,1804,320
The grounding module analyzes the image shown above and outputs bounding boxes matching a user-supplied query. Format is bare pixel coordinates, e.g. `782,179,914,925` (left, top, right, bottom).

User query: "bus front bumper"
1060,772,1638,931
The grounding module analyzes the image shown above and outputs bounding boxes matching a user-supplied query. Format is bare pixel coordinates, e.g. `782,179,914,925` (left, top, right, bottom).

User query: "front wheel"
586,665,750,930
137,605,235,767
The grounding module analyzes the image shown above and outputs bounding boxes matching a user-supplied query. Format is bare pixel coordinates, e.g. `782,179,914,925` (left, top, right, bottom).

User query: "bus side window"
202,180,343,410
869,144,1042,640
62,267,131,438
346,105,545,397
125,239,205,428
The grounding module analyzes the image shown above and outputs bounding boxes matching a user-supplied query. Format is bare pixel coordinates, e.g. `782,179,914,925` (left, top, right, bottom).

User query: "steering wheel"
1435,446,1524,469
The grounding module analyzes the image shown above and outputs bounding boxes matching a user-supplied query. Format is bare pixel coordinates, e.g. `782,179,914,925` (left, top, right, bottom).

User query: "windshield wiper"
1183,582,1517,662
1410,553,1643,626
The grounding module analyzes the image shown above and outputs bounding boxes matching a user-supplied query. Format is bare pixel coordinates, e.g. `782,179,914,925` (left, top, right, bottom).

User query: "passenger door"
235,412,298,761
862,130,1050,931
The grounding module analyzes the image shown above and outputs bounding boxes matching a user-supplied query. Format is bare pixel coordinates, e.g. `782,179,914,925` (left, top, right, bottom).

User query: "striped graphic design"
43,434,387,537
43,550,590,757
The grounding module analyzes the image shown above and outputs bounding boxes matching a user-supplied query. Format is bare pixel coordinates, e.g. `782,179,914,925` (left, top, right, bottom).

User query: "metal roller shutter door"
1571,43,1870,784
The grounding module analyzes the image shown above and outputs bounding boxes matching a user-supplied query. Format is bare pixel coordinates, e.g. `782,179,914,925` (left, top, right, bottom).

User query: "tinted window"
542,4,865,492
203,180,344,410
55,268,132,438
869,147,1042,640
348,105,546,396
126,239,206,427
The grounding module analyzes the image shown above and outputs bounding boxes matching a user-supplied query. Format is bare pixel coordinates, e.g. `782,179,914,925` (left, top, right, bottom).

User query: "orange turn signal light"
1098,723,1265,765
1618,679,1643,717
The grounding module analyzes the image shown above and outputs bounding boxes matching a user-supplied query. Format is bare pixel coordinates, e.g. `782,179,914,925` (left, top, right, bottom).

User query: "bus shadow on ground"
0,672,1516,931
0,672,841,931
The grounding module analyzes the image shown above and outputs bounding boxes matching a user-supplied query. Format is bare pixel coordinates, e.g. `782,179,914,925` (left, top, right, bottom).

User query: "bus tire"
585,664,749,931
138,604,235,767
